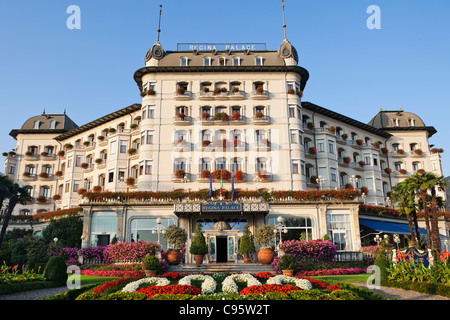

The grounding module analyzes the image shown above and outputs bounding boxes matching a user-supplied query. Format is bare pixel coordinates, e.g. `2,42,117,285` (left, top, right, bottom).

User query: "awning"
359,219,428,235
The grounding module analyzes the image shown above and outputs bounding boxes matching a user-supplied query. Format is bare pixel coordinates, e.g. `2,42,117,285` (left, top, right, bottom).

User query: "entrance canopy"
359,219,428,235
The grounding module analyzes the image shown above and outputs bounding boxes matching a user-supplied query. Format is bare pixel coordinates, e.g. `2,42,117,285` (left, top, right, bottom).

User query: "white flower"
122,277,170,293
266,275,312,290
178,274,217,295
222,273,262,294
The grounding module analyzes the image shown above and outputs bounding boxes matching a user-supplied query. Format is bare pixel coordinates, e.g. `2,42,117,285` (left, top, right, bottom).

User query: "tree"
422,173,447,252
391,179,419,246
42,215,83,248
189,223,208,255
0,175,32,246
238,224,256,256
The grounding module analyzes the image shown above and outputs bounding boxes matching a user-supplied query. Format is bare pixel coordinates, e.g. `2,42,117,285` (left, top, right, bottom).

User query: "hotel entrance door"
216,236,228,262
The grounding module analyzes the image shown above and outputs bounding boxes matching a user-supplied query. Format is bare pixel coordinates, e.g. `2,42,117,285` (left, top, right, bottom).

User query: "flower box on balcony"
200,170,211,179
128,148,137,156
174,169,186,179
358,160,366,167
202,140,211,148
308,147,317,155
212,169,230,180
213,112,229,121
141,89,156,97
306,122,315,130
201,112,212,121
343,157,351,164
381,147,389,155
257,170,271,181
384,168,392,174
95,158,103,164
341,133,348,140
396,149,405,155
414,149,423,156
81,163,89,169
234,170,244,182
398,169,407,175
39,172,49,179
36,196,47,204
52,194,61,201
126,177,136,186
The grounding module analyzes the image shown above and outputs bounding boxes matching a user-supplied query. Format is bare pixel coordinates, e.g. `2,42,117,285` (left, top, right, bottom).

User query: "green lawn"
310,273,370,284
80,275,121,285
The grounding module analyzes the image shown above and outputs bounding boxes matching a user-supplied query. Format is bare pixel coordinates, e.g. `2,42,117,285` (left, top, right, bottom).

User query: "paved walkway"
349,282,450,300
0,283,448,300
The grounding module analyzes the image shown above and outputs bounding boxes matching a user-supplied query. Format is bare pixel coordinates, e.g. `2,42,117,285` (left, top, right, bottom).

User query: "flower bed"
104,241,162,262
72,270,383,301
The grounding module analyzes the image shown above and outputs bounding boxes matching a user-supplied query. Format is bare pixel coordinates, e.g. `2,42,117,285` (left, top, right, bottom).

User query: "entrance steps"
168,262,273,274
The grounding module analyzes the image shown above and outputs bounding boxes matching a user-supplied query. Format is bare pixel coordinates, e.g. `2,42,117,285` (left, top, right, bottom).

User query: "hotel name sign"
201,202,242,212
177,43,267,52
174,202,269,214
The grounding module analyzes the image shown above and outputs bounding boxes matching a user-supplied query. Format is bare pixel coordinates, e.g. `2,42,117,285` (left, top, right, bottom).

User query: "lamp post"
273,216,288,248
316,176,324,190
350,175,359,189
152,217,166,243
393,233,400,250
374,234,382,245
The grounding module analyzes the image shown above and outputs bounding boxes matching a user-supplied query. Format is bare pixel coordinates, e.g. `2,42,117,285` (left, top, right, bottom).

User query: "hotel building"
3,36,448,261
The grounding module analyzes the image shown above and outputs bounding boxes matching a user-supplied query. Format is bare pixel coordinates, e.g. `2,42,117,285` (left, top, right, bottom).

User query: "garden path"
0,286,68,300
349,282,450,300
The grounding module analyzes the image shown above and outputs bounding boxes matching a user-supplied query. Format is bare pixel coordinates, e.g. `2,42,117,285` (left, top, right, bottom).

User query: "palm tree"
0,175,32,246
423,174,447,252
410,172,434,247
391,179,418,246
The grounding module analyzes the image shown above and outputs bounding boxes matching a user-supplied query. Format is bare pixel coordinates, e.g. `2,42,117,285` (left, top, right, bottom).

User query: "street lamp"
350,175,359,189
316,176,324,190
374,234,382,245
273,216,288,247
152,217,166,243
393,233,400,250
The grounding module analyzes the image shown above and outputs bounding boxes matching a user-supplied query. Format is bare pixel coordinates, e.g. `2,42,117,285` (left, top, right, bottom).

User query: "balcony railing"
174,91,193,101
173,116,192,126
252,115,270,125
250,90,270,100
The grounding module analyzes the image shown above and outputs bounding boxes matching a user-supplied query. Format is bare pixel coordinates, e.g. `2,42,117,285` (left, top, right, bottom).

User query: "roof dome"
20,113,78,131
368,109,426,128
212,220,231,231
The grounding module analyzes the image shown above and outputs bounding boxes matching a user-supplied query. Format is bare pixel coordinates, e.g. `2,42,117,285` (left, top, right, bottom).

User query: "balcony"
81,163,94,172
172,171,191,183
174,90,193,101
228,90,246,100
250,90,270,100
254,171,273,182
22,173,37,181
40,153,57,161
24,153,39,161
173,141,191,152
173,115,192,126
390,150,406,158
252,115,270,125
198,91,215,101
38,173,54,181
255,140,271,151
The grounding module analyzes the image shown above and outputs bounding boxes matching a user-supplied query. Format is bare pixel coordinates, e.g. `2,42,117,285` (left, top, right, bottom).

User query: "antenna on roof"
281,0,287,40
156,5,162,43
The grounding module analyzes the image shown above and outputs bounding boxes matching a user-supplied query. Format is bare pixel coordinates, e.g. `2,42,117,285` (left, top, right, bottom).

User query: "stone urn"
165,249,183,265
257,247,275,264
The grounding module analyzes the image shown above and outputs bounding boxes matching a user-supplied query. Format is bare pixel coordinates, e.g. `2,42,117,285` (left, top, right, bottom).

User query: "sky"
0,0,449,175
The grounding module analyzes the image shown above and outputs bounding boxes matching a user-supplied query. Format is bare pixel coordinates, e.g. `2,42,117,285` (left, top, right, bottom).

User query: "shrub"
103,292,147,300
104,241,162,262
288,289,328,300
189,223,208,255
238,225,256,255
142,255,161,271
43,255,68,285
75,291,101,300
329,289,361,300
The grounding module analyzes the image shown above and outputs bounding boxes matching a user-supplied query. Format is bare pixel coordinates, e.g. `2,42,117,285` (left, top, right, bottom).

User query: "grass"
310,273,371,284
80,275,121,285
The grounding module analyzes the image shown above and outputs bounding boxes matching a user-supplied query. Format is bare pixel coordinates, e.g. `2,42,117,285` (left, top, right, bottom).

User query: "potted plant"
52,194,61,201
128,148,137,156
254,224,275,264
238,225,256,263
234,170,244,182
200,170,211,179
125,177,135,186
341,133,348,140
279,253,296,276
130,123,138,130
142,255,161,276
190,223,208,265
163,225,188,265
175,169,185,179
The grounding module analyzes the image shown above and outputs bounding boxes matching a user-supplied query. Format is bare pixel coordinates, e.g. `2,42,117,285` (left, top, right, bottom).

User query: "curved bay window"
129,217,175,250
267,216,313,243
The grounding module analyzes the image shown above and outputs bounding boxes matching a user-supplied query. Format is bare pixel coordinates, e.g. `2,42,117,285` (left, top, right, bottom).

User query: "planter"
145,270,157,277
257,248,275,264
165,249,183,265
242,253,252,264
194,254,204,265
282,269,294,277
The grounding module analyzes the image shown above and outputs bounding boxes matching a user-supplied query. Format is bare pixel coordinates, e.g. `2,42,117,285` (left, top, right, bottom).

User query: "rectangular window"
50,121,56,129
148,108,155,119
108,171,114,183
145,161,152,175
73,180,80,192
328,141,334,153
118,169,125,182
290,130,296,143
364,154,371,166
67,157,72,168
65,182,70,193
8,165,15,175
289,107,295,118
301,161,305,175
366,178,374,191
33,121,40,129
255,57,263,66
204,57,211,66
180,57,188,66
330,168,337,182
110,140,117,155
317,139,325,152
75,155,82,167
120,140,127,153
146,132,153,145
232,57,240,66
292,162,299,174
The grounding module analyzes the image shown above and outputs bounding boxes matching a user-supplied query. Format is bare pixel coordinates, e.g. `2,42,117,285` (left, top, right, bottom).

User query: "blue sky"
1,0,449,175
